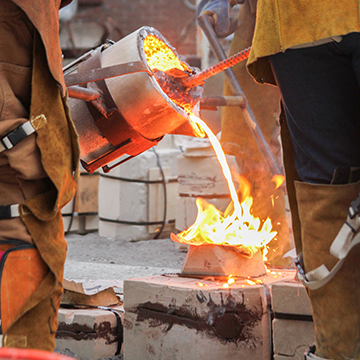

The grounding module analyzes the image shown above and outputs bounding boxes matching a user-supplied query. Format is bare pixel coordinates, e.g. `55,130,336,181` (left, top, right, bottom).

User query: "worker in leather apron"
197,0,293,266
0,0,79,350
245,1,360,359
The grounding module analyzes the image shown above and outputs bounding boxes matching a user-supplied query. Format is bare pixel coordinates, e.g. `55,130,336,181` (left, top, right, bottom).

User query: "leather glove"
197,0,231,38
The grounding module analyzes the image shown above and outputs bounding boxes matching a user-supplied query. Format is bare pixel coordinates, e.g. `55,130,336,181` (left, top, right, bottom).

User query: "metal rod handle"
182,47,251,88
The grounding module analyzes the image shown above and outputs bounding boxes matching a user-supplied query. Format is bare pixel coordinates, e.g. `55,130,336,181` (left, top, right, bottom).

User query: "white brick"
61,170,99,234
271,280,312,316
56,305,123,360
123,275,271,360
180,245,267,277
105,149,180,179
273,318,314,359
62,213,99,233
98,148,181,240
177,153,238,197
148,167,178,234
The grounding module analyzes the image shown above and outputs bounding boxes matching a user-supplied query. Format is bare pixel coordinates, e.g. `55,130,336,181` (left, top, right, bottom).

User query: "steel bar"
197,15,283,177
64,61,152,87
67,86,100,101
182,47,250,88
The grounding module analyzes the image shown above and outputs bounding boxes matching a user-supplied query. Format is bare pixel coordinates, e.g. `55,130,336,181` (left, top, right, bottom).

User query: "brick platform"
55,305,124,359
122,272,297,360
53,271,316,360
271,280,315,360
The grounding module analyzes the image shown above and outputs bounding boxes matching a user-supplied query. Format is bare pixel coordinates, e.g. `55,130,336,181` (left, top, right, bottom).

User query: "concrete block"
273,318,315,360
177,153,238,196
271,280,312,316
99,177,147,222
123,275,272,360
274,353,308,360
105,149,180,179
175,196,231,231
61,170,99,234
55,305,123,360
62,213,99,234
148,167,178,234
154,134,180,150
74,172,100,214
98,148,181,240
271,280,314,360
180,245,266,277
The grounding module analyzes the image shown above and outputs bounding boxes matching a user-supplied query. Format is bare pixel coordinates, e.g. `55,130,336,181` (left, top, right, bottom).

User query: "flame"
271,174,285,189
172,114,277,259
196,274,265,289
246,279,263,286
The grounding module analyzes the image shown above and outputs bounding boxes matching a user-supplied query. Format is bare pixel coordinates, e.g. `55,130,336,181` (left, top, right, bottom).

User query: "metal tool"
181,47,251,88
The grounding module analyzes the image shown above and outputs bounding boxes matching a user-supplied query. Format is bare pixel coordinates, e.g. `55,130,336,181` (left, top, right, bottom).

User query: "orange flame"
223,274,236,288
172,114,277,258
271,174,285,190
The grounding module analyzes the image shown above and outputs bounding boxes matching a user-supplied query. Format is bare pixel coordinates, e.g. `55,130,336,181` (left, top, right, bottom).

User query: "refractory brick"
123,275,272,360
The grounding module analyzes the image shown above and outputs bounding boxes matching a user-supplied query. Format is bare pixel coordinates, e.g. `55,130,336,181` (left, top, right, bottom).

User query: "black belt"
0,205,20,220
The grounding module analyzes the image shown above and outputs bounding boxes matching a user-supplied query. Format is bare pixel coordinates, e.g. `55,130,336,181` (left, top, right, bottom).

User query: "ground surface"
64,231,188,283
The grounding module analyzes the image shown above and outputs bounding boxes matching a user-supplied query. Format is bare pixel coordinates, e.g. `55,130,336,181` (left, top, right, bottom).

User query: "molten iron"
143,35,203,112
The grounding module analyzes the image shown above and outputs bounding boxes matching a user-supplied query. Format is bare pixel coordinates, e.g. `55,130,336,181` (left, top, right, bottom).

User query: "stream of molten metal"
176,114,277,258
144,34,278,259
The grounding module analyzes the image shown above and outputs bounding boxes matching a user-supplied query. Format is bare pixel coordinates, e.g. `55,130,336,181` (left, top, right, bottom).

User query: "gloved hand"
197,0,231,37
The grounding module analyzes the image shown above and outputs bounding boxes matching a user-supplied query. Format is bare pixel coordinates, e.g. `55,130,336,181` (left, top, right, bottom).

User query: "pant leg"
270,34,360,184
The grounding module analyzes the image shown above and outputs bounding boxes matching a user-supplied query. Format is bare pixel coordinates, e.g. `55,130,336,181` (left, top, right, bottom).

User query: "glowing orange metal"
144,35,188,73
172,114,277,259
